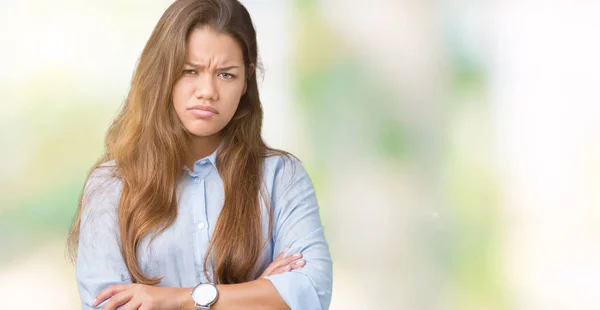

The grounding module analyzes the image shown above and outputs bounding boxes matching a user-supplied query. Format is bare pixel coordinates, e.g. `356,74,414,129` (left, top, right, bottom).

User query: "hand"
93,283,190,310
259,248,305,278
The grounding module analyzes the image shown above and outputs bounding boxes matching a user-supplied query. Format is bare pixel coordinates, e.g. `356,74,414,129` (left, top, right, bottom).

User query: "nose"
194,74,218,101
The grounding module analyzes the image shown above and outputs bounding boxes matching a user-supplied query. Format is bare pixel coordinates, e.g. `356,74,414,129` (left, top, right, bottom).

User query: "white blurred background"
1,0,599,309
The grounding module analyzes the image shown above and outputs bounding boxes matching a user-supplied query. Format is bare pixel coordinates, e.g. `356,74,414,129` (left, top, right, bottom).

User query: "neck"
185,133,222,169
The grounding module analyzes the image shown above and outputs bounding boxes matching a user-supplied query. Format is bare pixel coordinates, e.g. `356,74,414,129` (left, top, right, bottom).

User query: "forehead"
185,26,244,65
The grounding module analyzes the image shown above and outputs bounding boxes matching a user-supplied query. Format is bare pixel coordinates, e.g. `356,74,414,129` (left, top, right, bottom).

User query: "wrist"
210,285,225,310
179,287,195,310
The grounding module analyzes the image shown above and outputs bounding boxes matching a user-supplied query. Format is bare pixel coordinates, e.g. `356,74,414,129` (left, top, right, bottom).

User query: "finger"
95,284,132,307
290,259,306,270
262,249,292,276
275,253,302,268
265,254,303,276
265,254,298,275
273,259,305,275
277,252,302,264
275,247,289,260
261,264,277,277
278,253,302,265
275,264,292,274
101,290,134,310
119,298,142,310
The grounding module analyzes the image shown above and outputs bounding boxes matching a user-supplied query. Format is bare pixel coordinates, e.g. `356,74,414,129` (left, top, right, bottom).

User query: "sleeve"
75,166,132,309
263,156,333,310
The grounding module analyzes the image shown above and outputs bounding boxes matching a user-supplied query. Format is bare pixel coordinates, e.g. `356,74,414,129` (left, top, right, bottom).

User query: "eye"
183,69,198,75
218,72,235,79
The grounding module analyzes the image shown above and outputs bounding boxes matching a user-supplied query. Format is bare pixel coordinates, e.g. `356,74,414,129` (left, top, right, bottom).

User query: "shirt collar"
206,145,218,167
183,141,221,177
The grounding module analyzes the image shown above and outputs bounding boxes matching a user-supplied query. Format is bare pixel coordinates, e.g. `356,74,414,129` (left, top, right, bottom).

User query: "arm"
97,250,305,310
75,166,132,309
86,157,333,310
186,156,332,310
179,279,290,310
262,155,333,310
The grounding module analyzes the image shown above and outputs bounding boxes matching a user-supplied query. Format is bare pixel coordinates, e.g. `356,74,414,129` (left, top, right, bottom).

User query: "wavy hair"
67,0,289,285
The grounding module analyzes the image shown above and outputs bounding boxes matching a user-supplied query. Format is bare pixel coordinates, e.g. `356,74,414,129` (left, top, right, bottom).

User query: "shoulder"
263,152,306,181
82,160,123,212
263,152,314,200
86,160,120,189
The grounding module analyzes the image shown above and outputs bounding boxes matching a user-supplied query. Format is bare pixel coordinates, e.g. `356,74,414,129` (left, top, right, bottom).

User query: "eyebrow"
184,61,240,71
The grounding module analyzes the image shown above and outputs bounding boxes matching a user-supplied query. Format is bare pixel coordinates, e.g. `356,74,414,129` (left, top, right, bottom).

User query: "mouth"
188,105,218,118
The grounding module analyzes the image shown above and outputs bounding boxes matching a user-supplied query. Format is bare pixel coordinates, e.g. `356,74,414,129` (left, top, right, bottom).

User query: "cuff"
263,271,323,310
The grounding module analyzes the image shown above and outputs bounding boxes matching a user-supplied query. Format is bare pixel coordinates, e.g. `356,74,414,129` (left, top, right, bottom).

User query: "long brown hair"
67,0,289,285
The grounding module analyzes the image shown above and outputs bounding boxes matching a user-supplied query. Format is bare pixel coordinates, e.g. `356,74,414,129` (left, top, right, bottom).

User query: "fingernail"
296,260,305,265
93,298,97,306
282,247,289,253
294,253,301,258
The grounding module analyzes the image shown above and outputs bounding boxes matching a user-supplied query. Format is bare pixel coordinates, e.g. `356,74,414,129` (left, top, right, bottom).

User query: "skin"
171,26,248,167
93,27,305,310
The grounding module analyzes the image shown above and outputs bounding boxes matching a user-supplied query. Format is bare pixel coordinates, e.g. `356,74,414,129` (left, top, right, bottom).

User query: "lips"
188,105,218,118
188,105,218,114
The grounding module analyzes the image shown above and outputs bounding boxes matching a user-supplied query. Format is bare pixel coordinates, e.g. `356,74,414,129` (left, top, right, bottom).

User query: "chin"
185,125,221,137
188,130,218,138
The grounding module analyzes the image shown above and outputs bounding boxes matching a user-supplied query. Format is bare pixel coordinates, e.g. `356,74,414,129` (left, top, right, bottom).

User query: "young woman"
66,0,333,309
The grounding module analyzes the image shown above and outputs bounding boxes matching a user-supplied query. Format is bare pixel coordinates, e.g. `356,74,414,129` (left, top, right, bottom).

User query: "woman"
66,0,333,309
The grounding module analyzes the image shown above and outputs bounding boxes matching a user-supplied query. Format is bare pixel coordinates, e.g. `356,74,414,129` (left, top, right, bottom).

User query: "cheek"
220,84,245,110
219,95,242,118
172,81,195,119
172,82,187,107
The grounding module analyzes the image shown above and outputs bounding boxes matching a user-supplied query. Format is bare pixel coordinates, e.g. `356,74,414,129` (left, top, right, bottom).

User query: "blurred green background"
1,1,600,309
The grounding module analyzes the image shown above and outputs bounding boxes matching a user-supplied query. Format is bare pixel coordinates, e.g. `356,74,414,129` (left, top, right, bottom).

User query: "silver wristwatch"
191,282,219,310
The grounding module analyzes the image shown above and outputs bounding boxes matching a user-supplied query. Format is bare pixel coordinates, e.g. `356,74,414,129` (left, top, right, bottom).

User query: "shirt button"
197,222,206,230
194,178,201,184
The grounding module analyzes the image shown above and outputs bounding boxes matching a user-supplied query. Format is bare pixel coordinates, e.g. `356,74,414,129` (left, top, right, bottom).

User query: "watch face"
192,283,218,306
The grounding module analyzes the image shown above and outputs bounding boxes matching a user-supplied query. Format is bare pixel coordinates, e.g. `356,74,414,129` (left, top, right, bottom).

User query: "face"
172,26,247,138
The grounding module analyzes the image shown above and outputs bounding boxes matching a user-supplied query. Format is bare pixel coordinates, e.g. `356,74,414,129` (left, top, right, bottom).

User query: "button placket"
190,177,210,283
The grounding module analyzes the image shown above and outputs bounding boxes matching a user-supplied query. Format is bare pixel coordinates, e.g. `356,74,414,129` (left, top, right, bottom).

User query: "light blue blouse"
75,149,333,310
